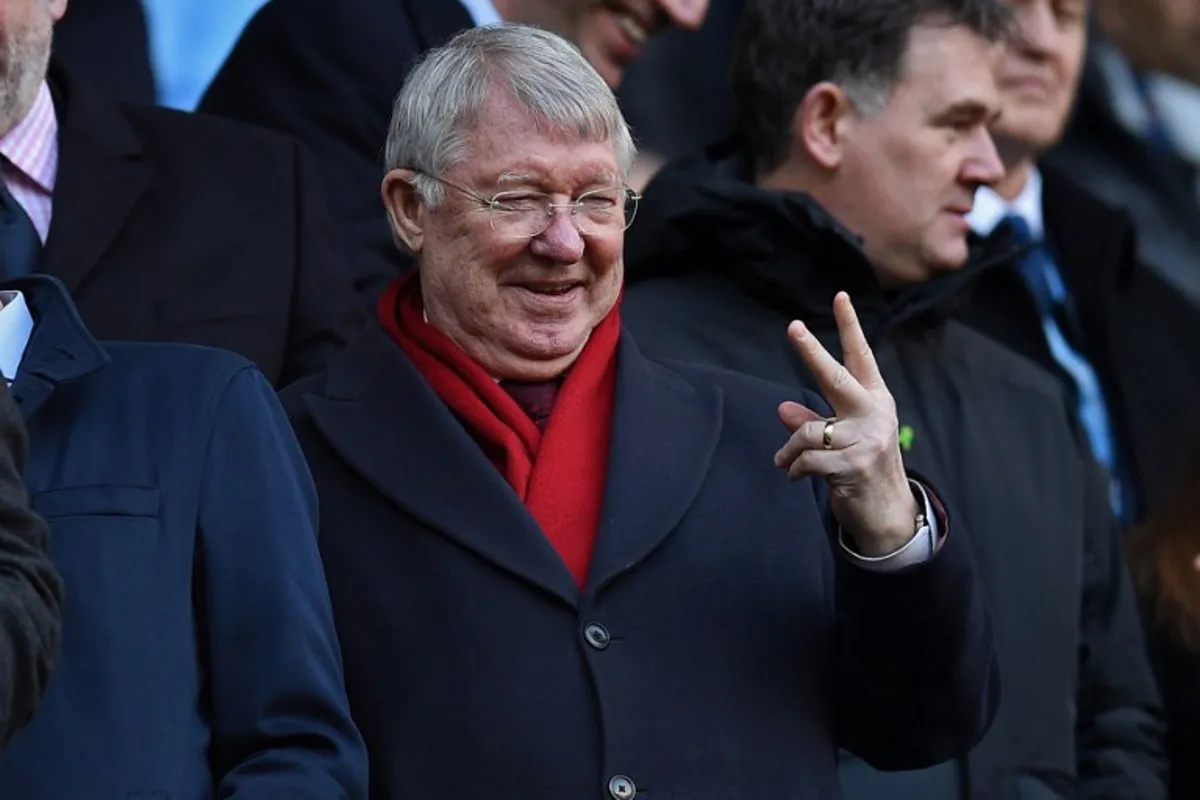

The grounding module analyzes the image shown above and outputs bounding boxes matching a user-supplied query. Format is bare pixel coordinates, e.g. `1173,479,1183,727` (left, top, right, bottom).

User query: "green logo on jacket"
898,424,915,452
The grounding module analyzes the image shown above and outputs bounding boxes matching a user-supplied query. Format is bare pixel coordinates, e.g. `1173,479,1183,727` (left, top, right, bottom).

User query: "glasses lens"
575,189,637,235
488,193,550,239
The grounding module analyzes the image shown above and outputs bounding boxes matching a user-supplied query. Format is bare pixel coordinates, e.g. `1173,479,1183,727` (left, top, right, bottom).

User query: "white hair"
383,24,637,205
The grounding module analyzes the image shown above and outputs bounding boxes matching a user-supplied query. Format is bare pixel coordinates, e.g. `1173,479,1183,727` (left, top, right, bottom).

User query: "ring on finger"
822,418,837,449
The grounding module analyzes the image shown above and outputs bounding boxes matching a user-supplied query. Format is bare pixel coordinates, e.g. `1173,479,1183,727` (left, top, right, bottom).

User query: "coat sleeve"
280,140,369,389
198,367,368,798
0,382,61,744
1075,461,1168,798
821,456,1001,770
198,0,415,306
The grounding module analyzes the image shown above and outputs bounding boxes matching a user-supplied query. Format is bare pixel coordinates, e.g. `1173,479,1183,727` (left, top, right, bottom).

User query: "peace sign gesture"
773,292,919,555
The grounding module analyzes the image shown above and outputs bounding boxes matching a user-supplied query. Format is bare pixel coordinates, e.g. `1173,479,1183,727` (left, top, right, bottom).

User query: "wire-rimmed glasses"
411,171,640,239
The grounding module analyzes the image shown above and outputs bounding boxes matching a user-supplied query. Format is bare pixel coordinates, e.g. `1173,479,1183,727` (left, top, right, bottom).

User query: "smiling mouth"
613,10,651,44
516,283,583,296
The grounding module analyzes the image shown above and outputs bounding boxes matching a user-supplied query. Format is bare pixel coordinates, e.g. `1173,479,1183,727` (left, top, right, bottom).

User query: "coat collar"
1,274,110,420
301,324,723,607
41,59,150,292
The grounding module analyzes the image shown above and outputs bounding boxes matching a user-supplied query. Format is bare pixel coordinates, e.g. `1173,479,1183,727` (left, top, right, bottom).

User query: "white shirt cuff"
838,480,942,572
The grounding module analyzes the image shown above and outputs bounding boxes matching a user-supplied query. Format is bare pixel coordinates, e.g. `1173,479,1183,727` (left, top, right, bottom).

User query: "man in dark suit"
0,274,367,797
281,26,1000,798
0,382,61,746
2,0,364,388
198,0,709,305
958,0,1200,794
620,0,1167,795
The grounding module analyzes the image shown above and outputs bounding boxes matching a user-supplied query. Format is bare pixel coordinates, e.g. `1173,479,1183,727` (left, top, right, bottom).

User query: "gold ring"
822,419,836,449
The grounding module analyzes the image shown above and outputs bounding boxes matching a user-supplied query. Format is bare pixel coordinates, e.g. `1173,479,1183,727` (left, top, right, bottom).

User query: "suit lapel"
586,335,724,594
41,63,150,292
305,327,581,607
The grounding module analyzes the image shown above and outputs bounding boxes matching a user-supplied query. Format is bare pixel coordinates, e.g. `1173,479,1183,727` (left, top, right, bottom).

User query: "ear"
793,82,855,170
49,0,69,23
381,169,427,254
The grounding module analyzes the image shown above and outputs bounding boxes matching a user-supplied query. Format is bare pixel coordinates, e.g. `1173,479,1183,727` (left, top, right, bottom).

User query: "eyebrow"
493,170,622,191
938,100,1002,125
496,171,539,186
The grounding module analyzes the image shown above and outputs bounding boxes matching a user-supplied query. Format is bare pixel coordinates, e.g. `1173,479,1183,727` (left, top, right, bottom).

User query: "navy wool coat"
281,323,1001,800
0,276,368,799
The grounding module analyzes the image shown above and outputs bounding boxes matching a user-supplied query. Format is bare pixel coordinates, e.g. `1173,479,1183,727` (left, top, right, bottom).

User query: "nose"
962,128,1006,188
1013,2,1056,55
655,0,709,31
529,214,586,264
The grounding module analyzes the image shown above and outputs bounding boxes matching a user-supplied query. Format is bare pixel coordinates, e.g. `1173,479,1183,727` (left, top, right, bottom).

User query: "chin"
929,245,970,274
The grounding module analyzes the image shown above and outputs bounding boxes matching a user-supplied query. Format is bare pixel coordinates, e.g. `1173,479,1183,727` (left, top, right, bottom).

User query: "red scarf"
379,273,619,588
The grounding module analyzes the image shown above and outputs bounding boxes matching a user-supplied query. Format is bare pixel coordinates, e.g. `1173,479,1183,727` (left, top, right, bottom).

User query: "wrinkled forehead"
454,98,624,189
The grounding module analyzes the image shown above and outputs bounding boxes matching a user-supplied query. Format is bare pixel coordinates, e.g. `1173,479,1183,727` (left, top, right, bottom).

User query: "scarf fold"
379,273,619,588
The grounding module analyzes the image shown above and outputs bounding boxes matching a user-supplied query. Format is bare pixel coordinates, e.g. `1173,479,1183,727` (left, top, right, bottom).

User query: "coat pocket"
33,484,160,520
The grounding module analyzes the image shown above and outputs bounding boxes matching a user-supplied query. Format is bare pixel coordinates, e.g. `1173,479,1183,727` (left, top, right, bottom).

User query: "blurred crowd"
0,0,1197,797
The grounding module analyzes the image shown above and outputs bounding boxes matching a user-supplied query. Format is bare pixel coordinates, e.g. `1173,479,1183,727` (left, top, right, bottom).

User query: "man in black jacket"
622,0,1167,797
198,0,709,305
959,1,1200,794
0,380,60,745
4,0,363,389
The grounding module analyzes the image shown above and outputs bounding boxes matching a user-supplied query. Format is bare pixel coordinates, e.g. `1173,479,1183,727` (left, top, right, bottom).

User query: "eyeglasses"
410,171,640,239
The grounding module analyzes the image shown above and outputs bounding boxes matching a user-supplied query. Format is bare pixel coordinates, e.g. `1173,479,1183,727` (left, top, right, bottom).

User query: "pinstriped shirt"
0,82,58,244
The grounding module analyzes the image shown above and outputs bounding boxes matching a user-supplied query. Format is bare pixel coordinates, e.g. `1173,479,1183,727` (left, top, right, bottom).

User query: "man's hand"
773,292,919,556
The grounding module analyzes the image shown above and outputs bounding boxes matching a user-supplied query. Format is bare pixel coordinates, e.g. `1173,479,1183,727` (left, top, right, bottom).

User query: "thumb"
778,400,823,432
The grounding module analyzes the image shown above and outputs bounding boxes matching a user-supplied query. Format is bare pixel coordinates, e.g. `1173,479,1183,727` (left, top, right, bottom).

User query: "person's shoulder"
649,356,824,416
220,0,428,62
239,0,401,33
118,103,299,167
102,341,263,399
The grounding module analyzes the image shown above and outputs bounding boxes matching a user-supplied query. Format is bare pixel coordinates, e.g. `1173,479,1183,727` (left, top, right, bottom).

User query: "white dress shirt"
0,292,34,385
458,0,502,26
968,166,1044,238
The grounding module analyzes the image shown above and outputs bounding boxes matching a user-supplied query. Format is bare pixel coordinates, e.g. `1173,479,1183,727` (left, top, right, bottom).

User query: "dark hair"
732,0,1012,173
1128,453,1200,650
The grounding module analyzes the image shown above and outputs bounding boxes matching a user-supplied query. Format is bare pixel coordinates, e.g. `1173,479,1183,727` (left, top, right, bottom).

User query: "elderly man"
621,0,1166,797
199,0,710,306
282,24,999,799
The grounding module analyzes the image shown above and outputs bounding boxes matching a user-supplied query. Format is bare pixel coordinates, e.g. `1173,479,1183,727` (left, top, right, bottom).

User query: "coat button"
608,775,636,799
584,622,611,650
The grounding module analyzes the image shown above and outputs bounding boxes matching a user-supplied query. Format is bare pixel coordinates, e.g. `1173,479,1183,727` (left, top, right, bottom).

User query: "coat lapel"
586,335,724,594
304,327,582,607
41,62,150,292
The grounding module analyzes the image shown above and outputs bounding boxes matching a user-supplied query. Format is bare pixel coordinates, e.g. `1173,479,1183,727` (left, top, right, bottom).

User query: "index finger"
833,292,884,390
787,319,872,414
